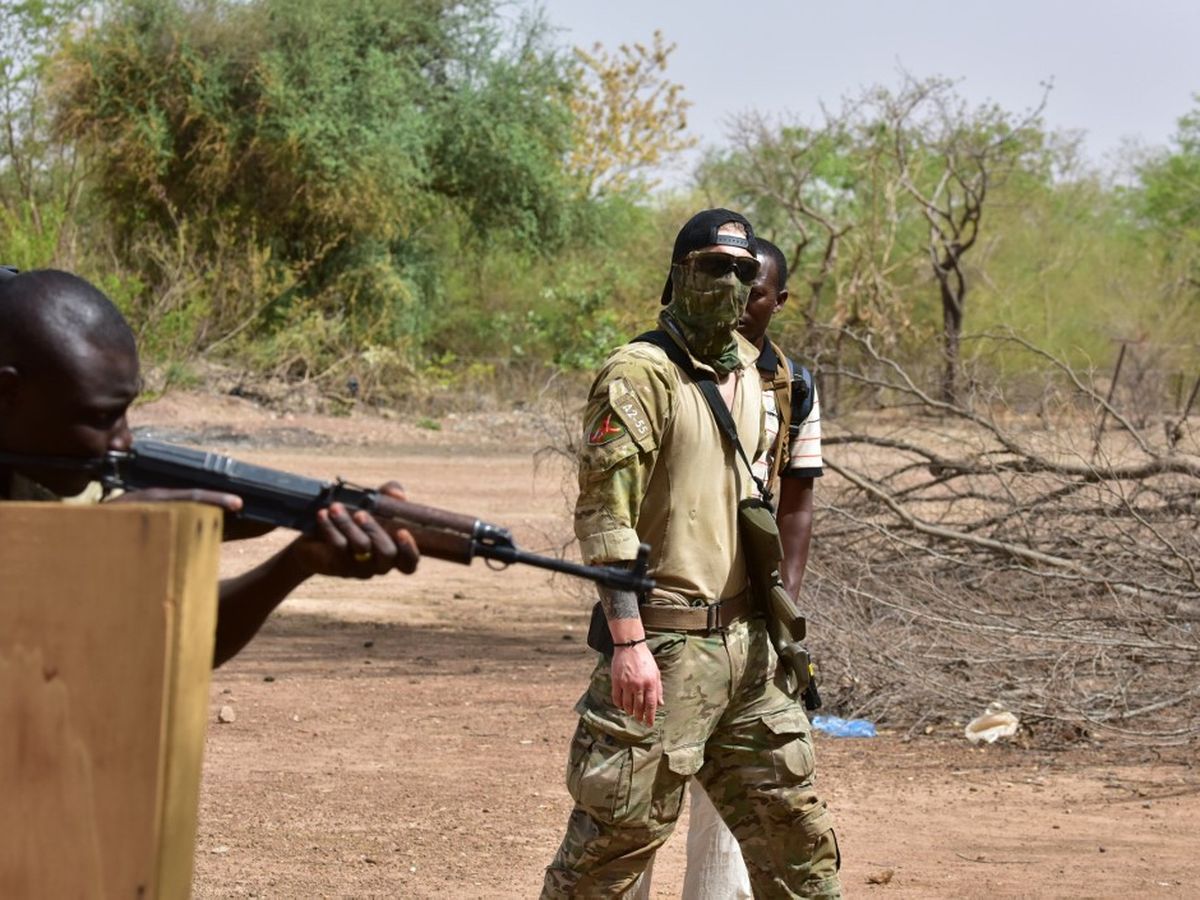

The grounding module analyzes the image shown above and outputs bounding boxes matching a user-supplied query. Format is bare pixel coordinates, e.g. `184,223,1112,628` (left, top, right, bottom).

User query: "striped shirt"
751,339,823,490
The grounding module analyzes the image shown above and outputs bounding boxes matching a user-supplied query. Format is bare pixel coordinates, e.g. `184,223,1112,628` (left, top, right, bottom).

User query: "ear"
776,289,789,309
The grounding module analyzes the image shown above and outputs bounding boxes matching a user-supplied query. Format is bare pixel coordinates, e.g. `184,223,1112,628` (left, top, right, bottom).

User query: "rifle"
0,439,656,595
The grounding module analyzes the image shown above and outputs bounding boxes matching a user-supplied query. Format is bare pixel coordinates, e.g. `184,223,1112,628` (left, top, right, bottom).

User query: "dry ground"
133,393,1199,898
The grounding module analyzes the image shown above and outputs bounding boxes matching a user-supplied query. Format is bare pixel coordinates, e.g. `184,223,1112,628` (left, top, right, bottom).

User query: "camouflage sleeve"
573,347,674,564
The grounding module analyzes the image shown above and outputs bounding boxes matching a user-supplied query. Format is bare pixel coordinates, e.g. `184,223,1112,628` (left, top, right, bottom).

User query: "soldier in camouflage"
541,210,841,898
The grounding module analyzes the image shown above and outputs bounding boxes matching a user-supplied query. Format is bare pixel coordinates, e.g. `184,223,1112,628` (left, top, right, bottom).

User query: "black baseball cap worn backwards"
661,208,758,304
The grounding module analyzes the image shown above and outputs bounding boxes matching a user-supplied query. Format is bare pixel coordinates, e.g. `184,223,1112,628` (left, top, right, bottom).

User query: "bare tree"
701,78,1054,414
874,75,1051,404
705,106,921,413
719,111,854,329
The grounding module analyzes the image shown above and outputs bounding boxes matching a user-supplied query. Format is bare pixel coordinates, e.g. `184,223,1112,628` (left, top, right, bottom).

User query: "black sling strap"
633,329,774,508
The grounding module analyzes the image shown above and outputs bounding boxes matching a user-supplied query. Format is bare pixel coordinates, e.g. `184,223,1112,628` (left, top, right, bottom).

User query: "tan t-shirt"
574,318,766,608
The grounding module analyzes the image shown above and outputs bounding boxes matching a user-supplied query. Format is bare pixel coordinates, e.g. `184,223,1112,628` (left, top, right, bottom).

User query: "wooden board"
0,502,221,899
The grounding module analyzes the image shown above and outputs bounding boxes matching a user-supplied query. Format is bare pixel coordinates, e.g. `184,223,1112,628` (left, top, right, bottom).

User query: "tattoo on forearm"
598,585,640,620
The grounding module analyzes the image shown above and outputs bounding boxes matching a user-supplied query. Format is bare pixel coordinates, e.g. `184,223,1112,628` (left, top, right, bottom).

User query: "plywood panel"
0,502,221,899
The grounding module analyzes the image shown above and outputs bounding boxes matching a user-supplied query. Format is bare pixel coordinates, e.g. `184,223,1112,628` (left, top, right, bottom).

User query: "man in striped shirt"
743,237,823,600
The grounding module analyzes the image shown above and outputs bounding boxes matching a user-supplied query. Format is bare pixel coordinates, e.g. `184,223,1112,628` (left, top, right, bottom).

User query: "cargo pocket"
653,743,704,822
566,706,658,825
664,743,705,777
566,720,631,825
760,706,815,783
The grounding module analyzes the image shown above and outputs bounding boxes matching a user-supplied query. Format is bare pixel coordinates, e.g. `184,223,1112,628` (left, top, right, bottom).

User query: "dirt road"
133,394,1198,898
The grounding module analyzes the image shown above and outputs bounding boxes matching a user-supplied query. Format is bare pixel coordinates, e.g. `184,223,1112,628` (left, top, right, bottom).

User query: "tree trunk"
941,282,963,405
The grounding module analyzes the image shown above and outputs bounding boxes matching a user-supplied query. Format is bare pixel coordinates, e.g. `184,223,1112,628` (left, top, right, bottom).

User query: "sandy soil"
130,392,1199,899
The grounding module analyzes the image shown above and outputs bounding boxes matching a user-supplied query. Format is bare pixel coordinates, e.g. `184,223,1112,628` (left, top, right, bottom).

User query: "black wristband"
614,637,647,648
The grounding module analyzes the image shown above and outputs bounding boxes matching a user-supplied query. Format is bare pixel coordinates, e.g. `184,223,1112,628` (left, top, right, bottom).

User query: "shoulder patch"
608,377,655,451
586,409,626,445
581,404,640,475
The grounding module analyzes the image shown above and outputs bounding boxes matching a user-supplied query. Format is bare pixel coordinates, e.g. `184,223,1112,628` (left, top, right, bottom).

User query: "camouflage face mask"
664,259,751,373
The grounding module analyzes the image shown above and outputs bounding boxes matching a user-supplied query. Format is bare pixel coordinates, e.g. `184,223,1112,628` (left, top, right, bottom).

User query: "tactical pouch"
586,600,615,657
738,497,813,699
737,496,784,606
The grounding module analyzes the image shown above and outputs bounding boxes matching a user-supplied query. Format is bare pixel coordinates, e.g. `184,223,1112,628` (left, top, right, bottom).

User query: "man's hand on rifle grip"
293,481,419,578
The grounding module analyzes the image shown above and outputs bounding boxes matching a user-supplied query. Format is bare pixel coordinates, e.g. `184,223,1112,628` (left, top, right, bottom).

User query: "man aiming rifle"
0,269,651,664
0,268,423,665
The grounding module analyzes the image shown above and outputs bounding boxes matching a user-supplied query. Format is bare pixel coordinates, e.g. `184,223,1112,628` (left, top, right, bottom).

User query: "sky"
539,0,1200,188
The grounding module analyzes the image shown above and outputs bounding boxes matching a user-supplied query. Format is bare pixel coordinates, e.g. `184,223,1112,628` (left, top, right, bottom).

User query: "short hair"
0,269,135,378
755,238,789,292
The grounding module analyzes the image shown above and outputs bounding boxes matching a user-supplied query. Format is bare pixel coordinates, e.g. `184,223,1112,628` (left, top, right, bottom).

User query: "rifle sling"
633,329,773,507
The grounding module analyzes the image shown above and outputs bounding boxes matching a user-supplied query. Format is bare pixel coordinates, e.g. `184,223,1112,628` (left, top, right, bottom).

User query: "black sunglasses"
684,251,761,285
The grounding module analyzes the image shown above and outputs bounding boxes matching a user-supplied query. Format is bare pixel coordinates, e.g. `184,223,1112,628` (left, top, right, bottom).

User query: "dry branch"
809,330,1200,745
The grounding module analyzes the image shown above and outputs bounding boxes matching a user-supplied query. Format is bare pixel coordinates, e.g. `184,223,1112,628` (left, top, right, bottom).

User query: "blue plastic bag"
811,715,877,738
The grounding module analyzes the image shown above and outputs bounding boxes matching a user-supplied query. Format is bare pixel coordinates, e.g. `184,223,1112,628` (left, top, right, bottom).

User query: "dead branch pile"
808,331,1200,745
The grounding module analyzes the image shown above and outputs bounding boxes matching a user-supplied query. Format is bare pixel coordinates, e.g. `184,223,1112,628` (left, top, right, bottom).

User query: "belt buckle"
706,602,725,634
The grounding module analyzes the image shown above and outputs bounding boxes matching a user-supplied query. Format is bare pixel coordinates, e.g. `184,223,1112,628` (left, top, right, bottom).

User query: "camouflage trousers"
541,617,841,899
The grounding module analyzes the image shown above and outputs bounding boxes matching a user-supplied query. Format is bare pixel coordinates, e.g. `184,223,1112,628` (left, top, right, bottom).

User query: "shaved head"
0,269,136,380
0,270,140,494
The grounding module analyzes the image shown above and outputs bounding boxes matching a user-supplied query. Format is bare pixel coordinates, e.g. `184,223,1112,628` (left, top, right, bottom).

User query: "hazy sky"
541,0,1199,187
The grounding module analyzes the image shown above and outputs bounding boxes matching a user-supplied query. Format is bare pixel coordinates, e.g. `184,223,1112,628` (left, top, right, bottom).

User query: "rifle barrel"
475,544,655,594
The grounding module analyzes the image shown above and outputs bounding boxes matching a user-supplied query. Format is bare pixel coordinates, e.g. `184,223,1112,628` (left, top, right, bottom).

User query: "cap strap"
712,232,751,250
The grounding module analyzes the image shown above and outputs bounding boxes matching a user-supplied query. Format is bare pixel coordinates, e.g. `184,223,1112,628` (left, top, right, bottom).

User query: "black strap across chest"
632,329,774,507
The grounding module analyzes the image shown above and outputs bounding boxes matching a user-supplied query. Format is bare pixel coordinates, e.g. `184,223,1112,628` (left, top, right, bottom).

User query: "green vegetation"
0,2,1195,410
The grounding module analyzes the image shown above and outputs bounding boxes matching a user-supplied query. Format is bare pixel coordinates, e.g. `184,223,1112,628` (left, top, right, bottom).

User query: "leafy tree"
566,30,695,198
0,0,88,263
426,9,576,245
1137,95,1200,304
52,0,579,368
